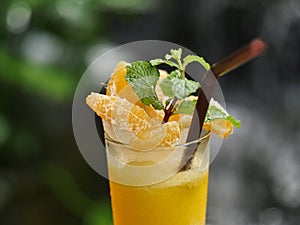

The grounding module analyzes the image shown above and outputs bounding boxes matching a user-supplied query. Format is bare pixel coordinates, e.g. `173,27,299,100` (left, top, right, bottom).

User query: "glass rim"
104,131,211,151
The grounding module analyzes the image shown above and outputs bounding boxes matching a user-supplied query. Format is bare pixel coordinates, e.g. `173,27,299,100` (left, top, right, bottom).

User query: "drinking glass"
105,132,210,225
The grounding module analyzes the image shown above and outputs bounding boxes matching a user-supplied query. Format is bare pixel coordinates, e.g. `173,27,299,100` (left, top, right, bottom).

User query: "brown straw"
181,38,266,170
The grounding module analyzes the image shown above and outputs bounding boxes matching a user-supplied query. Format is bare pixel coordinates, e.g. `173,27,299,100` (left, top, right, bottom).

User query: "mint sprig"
150,49,210,102
125,61,164,110
153,49,208,121
124,48,237,125
150,48,210,103
150,49,184,77
150,48,210,77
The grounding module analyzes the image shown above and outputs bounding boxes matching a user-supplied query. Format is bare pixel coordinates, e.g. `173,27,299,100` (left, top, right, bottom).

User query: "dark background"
0,0,299,224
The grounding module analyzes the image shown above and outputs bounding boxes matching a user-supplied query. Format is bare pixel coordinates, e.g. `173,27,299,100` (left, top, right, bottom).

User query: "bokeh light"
6,2,31,34
55,0,84,22
21,32,63,64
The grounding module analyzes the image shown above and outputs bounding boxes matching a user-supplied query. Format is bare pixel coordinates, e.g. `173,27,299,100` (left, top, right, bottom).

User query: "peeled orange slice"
144,105,164,120
86,93,151,134
129,121,181,151
169,113,193,129
160,121,181,147
129,123,166,151
86,92,181,150
203,119,233,138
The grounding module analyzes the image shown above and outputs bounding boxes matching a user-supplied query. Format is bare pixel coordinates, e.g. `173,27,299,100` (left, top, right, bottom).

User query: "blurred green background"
0,0,299,224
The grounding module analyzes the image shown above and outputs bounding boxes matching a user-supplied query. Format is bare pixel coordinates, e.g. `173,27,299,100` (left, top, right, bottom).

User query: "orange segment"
169,113,181,122
129,123,166,151
129,121,181,151
169,113,192,130
106,61,143,107
106,61,128,96
203,119,233,138
144,105,164,120
160,121,181,147
86,93,151,134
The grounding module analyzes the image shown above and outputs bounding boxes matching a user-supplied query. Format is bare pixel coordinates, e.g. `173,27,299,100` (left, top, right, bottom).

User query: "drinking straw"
181,38,266,170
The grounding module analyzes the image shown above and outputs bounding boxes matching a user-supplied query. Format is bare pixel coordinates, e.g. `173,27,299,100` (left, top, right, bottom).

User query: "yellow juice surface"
110,169,209,225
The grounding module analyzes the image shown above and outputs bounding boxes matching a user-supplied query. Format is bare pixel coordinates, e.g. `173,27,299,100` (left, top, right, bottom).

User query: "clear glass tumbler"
105,133,210,225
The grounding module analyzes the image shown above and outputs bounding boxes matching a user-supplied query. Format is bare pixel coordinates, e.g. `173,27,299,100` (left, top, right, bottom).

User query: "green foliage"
150,58,178,68
128,49,211,118
0,51,77,102
42,163,113,225
85,203,113,225
125,61,164,109
182,55,210,70
42,163,94,215
150,48,210,75
160,75,200,99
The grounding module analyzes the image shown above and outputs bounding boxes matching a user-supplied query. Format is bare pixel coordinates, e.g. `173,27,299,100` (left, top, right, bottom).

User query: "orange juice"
105,133,210,225
110,169,208,225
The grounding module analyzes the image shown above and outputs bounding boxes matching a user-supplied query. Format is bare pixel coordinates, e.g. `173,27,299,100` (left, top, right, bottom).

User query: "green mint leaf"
171,79,186,99
206,105,240,128
150,58,178,68
183,55,210,71
125,61,164,110
150,48,184,72
149,58,165,65
169,70,181,79
178,100,197,114
160,78,174,97
164,48,183,71
160,77,200,99
183,79,201,97
165,54,172,60
169,48,182,61
225,115,241,128
205,105,226,120
142,97,164,110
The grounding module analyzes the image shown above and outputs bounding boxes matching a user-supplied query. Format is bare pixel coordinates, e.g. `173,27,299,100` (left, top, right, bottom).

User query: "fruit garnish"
143,105,164,120
86,48,242,151
86,92,181,150
160,121,181,147
205,98,240,128
106,61,143,107
203,119,233,138
86,93,151,134
169,113,193,130
106,61,166,119
167,98,239,138
129,120,180,151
